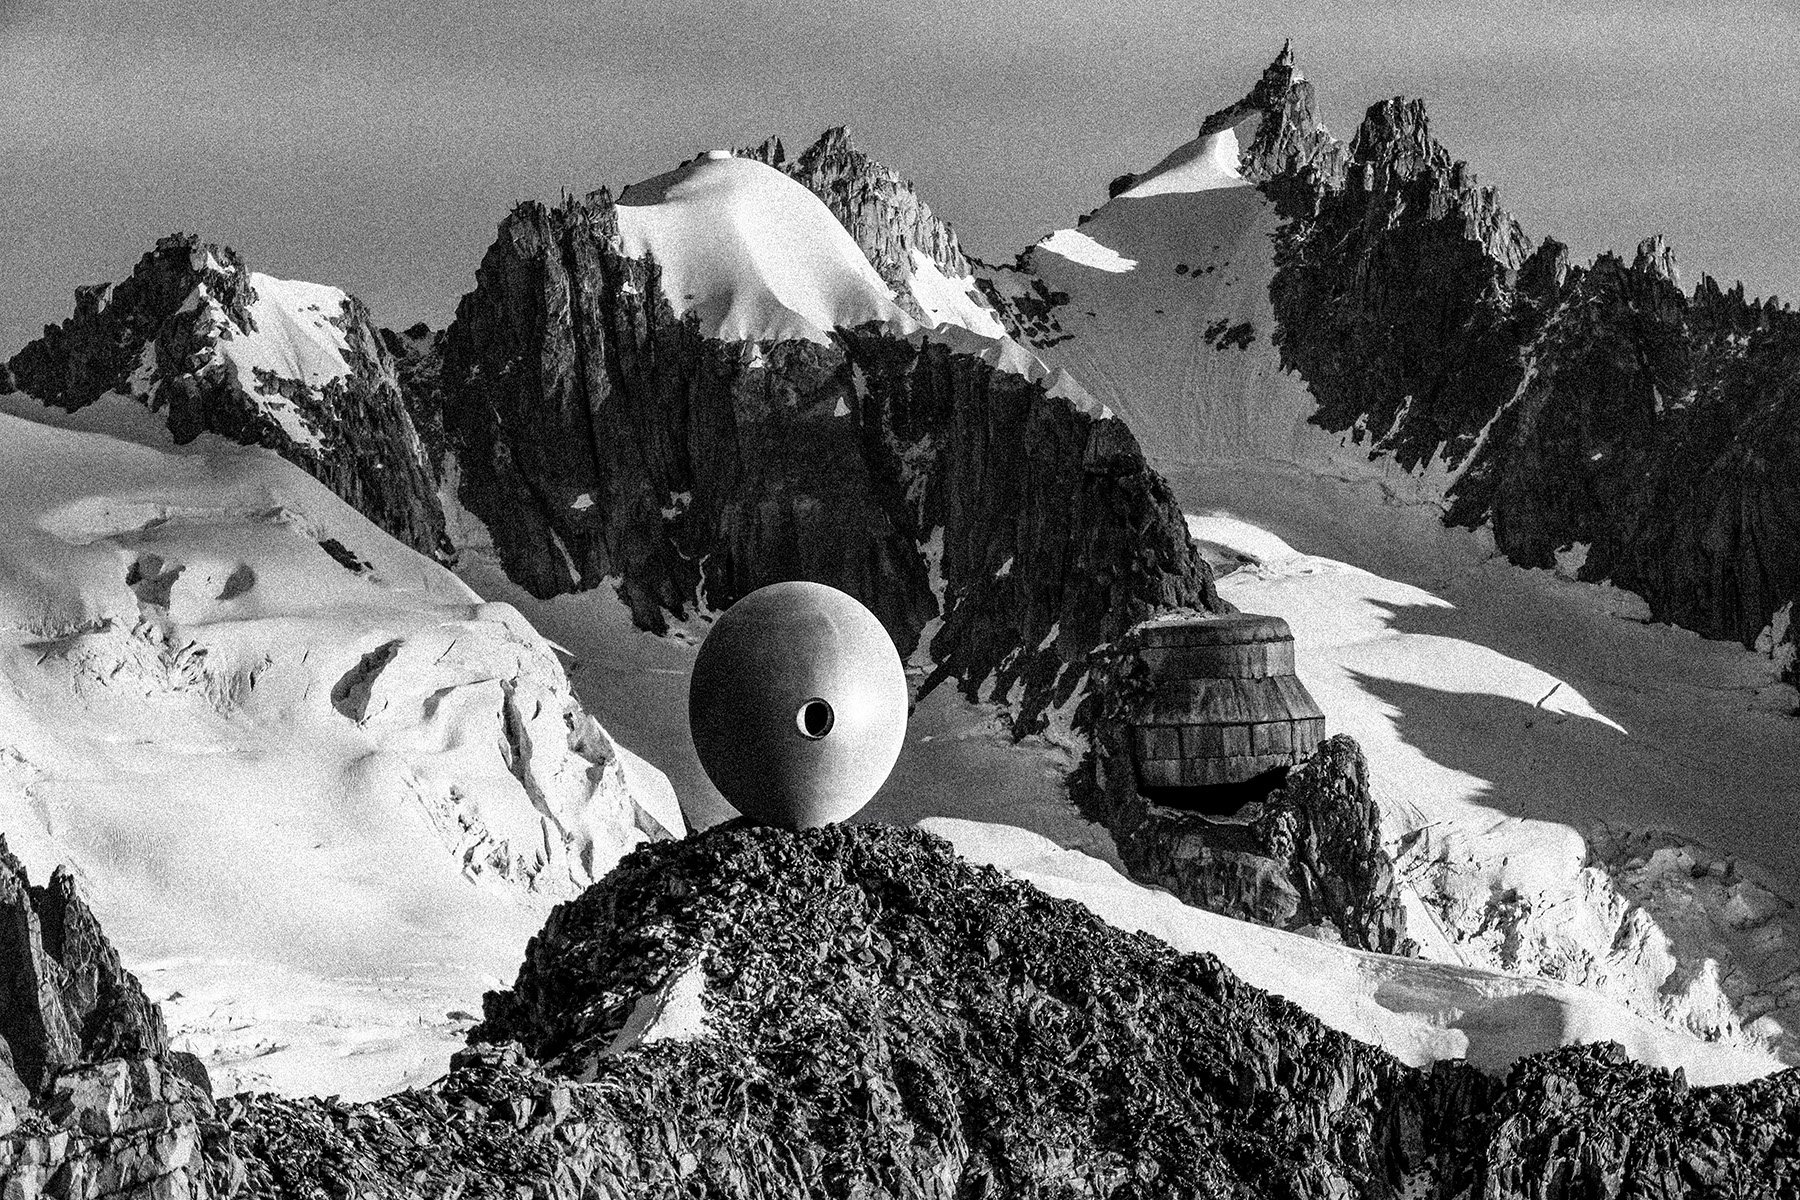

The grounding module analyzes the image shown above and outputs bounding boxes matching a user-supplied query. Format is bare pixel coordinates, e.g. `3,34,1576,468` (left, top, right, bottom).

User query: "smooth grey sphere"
688,581,908,829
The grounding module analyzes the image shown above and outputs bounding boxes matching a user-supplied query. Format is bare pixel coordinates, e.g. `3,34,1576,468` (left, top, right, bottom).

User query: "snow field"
0,393,679,1098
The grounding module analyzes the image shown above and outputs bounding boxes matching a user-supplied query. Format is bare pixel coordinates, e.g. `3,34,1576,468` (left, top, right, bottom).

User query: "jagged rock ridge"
0,843,214,1196
740,128,982,325
0,839,168,1099
428,176,1218,733
978,44,1797,691
5,234,445,558
1241,50,1798,672
2,817,1795,1196
194,824,1800,1197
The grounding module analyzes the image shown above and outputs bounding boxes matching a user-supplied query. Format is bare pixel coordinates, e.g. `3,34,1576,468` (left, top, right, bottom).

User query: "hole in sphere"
796,698,835,740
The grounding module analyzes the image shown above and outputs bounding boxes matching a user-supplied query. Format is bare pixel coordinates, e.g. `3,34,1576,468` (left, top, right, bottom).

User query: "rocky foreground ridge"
4,822,1795,1198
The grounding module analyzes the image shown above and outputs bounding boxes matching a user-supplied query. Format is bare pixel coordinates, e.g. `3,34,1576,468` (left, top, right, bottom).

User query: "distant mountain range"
10,48,1790,703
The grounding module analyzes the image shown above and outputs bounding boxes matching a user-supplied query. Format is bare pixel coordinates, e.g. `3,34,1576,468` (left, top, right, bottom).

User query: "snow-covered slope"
737,128,1011,341
615,152,913,345
902,248,1008,338
983,131,1365,470
5,235,445,555
1175,473,1800,1064
611,150,1095,407
205,272,359,450
0,391,681,1099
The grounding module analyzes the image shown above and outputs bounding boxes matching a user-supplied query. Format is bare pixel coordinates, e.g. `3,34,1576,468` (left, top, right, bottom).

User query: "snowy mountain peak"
5,233,445,555
1186,43,1341,187
739,126,1007,336
1114,127,1251,199
615,152,912,345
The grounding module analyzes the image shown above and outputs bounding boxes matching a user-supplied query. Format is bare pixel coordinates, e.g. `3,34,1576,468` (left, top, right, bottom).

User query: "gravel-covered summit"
474,821,1444,1196
12,820,1788,1198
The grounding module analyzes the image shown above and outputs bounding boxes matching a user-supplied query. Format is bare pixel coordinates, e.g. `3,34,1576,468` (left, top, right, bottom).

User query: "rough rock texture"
7,824,1797,1197
1263,93,1562,473
0,840,167,1096
740,128,973,322
0,846,215,1198
1220,50,1798,671
223,823,1462,1197
6,234,445,557
1466,1041,1800,1199
1194,41,1344,196
1448,239,1800,652
198,824,1800,1198
1768,600,1798,695
1079,644,1407,954
430,192,1217,732
0,1057,216,1200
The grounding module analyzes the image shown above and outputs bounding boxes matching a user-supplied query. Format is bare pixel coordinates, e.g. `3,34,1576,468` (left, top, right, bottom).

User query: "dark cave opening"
1137,765,1290,818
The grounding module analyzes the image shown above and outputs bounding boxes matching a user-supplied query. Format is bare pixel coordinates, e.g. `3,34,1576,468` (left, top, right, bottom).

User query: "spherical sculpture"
688,581,908,829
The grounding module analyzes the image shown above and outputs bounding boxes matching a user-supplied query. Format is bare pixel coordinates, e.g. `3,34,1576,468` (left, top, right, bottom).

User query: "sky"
3,0,1798,353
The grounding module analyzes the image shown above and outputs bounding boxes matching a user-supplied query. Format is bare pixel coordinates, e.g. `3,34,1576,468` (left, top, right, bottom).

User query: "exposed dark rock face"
1195,41,1344,196
1210,51,1799,672
0,1057,216,1198
1079,641,1407,953
224,823,1462,1197
431,192,1217,732
195,824,1800,1198
1258,737,1406,954
1466,1041,1800,1198
740,127,974,321
6,234,445,558
1264,94,1562,473
0,839,167,1096
0,844,215,1198
1448,240,1800,651
5,823,1795,1197
1772,602,1798,695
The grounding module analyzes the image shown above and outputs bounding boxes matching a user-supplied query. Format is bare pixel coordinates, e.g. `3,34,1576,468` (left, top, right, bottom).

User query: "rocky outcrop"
0,840,167,1097
0,845,215,1198
1038,45,1793,682
3,821,1792,1198
1079,644,1407,953
1766,600,1798,695
1464,1041,1800,1198
431,192,1217,733
1264,93,1562,473
193,823,1800,1198
220,823,1462,1197
6,234,445,557
1448,239,1800,651
1,1057,215,1200
1194,40,1344,195
1203,50,1799,673
741,127,974,322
